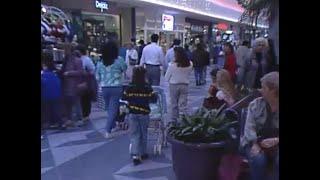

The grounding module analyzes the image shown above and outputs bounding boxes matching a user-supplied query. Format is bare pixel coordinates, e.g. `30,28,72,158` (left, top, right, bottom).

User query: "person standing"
139,34,165,86
245,38,269,89
60,44,85,127
192,43,209,86
76,44,96,122
125,43,138,81
95,41,127,138
41,51,63,134
165,39,181,72
235,40,251,87
122,66,157,165
184,44,192,61
137,40,146,65
165,47,193,122
223,43,237,83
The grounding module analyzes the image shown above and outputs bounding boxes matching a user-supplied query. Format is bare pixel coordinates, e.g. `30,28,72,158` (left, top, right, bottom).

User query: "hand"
260,138,279,149
250,143,261,157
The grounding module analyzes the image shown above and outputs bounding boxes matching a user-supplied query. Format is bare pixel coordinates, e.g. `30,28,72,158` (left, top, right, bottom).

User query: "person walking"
165,47,193,122
184,44,192,61
76,44,96,122
235,40,251,87
165,39,181,72
95,41,127,138
122,66,157,165
137,40,146,65
125,42,138,81
139,34,165,86
192,43,209,86
223,42,237,83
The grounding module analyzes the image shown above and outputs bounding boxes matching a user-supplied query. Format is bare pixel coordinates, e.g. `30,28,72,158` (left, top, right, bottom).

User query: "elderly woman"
241,72,279,180
245,38,269,89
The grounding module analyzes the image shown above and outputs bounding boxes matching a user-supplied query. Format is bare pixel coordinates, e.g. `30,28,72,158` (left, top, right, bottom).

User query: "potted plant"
167,106,239,180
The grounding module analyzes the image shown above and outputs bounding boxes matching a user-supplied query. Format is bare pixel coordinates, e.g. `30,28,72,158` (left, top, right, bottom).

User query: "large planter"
167,135,227,180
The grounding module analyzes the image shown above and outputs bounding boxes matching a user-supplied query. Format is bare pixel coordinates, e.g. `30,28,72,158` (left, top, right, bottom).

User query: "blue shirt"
41,70,61,101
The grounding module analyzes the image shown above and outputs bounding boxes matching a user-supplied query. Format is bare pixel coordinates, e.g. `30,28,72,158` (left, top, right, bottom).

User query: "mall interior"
41,0,279,180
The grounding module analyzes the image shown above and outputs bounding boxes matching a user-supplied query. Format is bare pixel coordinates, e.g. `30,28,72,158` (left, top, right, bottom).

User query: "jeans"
245,146,279,180
129,114,150,156
102,86,123,133
145,65,161,86
169,84,188,122
194,67,204,84
201,66,207,84
81,91,92,118
63,95,82,122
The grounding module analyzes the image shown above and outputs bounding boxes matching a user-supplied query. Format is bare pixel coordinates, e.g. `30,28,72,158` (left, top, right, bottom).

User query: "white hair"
261,72,279,95
253,37,269,48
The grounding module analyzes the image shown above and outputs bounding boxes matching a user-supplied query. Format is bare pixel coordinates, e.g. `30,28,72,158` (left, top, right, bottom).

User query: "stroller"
119,86,168,155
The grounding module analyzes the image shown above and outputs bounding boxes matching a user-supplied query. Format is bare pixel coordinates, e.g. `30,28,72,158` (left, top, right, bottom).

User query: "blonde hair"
253,37,269,49
216,69,237,100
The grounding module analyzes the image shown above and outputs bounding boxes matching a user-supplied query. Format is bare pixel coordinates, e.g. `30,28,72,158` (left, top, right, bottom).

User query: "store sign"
217,23,228,31
162,14,174,31
190,25,203,32
95,0,108,12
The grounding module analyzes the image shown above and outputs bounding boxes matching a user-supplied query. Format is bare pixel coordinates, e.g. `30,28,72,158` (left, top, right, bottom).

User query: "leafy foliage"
167,107,238,143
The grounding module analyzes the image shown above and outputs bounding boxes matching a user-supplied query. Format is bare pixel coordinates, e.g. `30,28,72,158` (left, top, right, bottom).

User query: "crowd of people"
41,33,278,178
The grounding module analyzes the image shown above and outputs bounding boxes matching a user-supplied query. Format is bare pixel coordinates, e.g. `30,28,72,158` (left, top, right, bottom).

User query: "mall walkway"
41,66,214,180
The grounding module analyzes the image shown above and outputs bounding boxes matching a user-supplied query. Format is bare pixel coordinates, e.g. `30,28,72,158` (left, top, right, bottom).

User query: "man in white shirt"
165,39,181,72
77,44,96,122
125,43,138,80
139,34,165,86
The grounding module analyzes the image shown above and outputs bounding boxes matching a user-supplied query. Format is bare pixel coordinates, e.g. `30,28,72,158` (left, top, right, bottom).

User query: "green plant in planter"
168,106,238,143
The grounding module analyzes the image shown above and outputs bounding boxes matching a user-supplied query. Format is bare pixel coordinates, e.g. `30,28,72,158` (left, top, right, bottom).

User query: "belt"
145,63,160,66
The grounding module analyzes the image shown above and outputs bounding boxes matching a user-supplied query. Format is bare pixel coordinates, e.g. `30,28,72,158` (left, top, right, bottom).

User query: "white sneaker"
105,132,115,139
41,135,44,140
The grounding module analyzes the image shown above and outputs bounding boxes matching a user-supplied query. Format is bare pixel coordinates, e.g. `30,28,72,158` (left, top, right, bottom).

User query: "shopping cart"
120,86,168,155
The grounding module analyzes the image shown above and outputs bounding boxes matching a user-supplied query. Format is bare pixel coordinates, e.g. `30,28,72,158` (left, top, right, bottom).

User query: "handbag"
129,56,137,66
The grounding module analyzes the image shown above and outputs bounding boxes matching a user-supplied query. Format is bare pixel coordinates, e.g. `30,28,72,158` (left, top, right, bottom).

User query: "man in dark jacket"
192,43,210,86
137,40,145,65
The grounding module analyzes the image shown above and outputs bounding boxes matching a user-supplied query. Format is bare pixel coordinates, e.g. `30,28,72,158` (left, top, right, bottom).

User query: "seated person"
240,72,279,180
203,68,225,109
216,69,238,107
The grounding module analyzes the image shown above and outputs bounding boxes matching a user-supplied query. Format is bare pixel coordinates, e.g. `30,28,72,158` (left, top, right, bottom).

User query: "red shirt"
224,53,237,81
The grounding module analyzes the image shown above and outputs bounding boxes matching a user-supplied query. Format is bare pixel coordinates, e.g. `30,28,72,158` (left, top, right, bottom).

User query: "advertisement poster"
162,14,174,31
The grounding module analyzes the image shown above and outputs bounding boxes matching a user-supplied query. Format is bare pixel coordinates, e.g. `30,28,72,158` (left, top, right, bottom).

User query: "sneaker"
49,124,60,129
75,120,85,127
141,154,149,160
41,135,44,140
105,132,115,139
132,156,142,166
83,116,90,122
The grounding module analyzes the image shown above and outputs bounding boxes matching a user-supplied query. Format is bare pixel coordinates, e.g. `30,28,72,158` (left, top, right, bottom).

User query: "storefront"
185,17,212,46
42,0,131,50
135,7,187,53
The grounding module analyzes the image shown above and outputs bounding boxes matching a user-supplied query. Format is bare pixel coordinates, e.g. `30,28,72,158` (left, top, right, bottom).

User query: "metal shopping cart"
120,86,168,155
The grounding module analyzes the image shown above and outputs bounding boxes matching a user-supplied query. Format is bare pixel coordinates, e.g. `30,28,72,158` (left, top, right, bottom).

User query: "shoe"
75,120,85,127
141,154,149,160
83,116,90,122
105,132,115,139
49,124,60,129
41,135,44,140
111,126,121,133
63,120,74,127
132,156,142,166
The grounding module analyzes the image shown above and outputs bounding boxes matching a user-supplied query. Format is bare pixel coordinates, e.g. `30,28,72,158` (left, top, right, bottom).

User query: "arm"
131,50,138,60
119,57,128,72
159,48,165,66
164,64,172,82
85,57,95,74
241,100,259,148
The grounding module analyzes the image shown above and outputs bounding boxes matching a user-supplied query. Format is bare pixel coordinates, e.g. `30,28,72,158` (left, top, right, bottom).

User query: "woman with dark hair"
223,42,237,82
122,66,157,165
165,47,193,122
95,41,127,138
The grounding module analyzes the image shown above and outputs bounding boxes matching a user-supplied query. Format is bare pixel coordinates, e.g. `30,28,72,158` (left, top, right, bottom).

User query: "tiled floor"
41,66,213,180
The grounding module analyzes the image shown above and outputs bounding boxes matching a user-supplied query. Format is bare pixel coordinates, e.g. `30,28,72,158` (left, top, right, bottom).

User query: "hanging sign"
162,14,174,31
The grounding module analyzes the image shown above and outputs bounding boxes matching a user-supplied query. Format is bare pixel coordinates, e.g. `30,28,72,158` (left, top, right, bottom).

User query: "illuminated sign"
217,23,228,31
162,14,174,31
95,0,108,12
